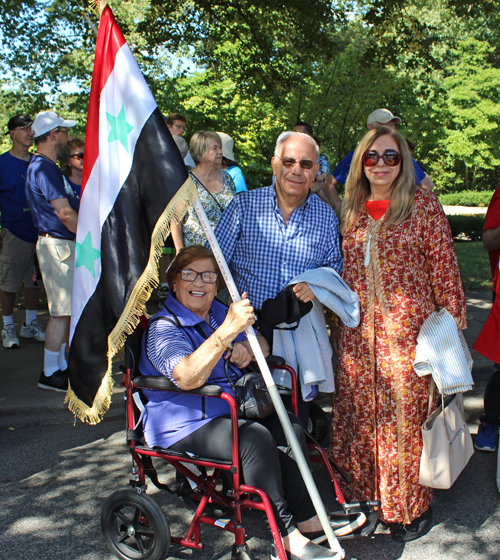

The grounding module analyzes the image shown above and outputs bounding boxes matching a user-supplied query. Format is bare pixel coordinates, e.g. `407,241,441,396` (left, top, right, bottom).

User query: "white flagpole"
193,198,345,559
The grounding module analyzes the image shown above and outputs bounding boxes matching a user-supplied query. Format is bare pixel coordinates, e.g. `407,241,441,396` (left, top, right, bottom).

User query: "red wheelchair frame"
101,332,380,560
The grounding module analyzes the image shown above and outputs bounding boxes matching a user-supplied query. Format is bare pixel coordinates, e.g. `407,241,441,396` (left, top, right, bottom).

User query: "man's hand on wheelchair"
226,341,253,368
293,282,315,303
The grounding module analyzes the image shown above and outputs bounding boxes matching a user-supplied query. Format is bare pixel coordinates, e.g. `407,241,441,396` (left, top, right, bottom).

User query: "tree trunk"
472,164,478,190
465,165,469,190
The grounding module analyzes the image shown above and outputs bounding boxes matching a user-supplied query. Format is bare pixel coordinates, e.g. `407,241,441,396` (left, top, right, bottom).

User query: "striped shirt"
214,185,343,309
146,311,220,386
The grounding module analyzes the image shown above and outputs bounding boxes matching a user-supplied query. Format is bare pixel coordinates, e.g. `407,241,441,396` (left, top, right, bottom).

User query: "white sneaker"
2,324,20,348
20,320,46,342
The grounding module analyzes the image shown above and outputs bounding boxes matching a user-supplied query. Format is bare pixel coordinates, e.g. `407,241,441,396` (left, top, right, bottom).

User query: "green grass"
455,241,493,290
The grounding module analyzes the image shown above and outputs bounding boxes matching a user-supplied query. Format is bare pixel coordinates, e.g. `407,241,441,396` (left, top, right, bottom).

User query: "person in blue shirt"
215,131,343,425
328,109,435,212
61,138,85,198
0,114,46,349
25,111,78,393
217,132,248,193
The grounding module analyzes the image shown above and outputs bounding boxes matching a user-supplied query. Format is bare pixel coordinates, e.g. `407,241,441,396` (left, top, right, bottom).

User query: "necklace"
34,151,57,164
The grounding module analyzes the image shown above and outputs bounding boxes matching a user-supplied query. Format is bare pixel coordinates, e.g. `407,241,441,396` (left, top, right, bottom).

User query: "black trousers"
481,362,500,428
169,411,316,536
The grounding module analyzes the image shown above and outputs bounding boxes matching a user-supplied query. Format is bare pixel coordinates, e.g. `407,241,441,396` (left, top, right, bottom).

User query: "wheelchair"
101,326,380,560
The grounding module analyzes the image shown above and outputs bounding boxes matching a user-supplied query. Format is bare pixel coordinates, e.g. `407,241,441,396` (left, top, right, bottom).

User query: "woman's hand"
222,292,255,338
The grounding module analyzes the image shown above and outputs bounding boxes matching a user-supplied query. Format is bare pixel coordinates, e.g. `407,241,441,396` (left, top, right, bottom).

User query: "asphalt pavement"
0,291,499,560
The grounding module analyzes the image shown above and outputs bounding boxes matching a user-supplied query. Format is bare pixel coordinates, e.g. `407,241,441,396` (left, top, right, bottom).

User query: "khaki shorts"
36,236,75,317
0,228,39,293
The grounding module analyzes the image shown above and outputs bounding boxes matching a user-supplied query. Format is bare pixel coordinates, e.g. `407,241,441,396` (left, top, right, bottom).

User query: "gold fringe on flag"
65,176,199,424
89,0,107,17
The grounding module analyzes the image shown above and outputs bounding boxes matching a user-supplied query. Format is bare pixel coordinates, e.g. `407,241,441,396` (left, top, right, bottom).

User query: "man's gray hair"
274,131,320,160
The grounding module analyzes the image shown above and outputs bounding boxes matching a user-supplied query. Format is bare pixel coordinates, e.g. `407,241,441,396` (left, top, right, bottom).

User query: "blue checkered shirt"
214,186,343,309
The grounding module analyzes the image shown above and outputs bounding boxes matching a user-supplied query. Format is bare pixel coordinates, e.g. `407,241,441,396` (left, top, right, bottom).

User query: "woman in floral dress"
171,131,236,249
329,127,466,542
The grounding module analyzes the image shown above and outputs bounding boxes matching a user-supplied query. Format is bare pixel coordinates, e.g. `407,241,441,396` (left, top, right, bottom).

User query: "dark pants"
480,362,500,428
169,411,316,536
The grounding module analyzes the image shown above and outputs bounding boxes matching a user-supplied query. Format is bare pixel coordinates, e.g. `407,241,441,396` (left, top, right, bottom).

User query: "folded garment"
414,308,473,395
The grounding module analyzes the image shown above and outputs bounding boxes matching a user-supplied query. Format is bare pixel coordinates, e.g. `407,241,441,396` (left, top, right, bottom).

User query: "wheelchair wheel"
101,489,170,560
180,470,233,518
307,402,329,444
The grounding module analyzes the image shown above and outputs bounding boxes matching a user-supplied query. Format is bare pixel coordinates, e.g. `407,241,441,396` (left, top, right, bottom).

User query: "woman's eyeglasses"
362,150,401,167
275,155,316,170
70,152,84,160
180,269,219,284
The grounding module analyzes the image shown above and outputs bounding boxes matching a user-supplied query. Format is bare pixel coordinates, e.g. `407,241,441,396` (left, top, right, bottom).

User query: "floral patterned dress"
182,170,236,246
329,189,466,524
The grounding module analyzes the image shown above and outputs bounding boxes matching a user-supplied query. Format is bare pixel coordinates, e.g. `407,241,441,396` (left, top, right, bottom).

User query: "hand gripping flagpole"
193,198,345,559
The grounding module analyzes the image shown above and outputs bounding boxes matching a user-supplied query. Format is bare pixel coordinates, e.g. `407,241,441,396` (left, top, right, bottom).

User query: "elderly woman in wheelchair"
138,245,338,560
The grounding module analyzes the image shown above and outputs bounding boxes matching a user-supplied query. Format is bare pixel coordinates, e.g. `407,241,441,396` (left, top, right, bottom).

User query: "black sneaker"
391,507,432,542
38,369,68,392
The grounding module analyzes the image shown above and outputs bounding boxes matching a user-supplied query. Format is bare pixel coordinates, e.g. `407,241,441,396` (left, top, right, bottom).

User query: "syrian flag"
65,5,197,424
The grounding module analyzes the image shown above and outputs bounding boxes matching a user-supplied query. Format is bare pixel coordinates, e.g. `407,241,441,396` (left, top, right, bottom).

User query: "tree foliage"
1,0,500,190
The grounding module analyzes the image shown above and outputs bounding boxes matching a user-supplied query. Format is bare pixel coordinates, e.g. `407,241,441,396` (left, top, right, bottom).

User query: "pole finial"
89,0,107,17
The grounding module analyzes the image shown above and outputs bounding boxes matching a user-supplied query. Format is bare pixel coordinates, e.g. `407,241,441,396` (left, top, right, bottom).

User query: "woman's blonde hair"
340,127,416,234
189,131,222,165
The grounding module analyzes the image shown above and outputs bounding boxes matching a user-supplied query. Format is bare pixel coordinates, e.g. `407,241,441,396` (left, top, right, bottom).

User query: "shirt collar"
271,185,313,212
164,292,224,327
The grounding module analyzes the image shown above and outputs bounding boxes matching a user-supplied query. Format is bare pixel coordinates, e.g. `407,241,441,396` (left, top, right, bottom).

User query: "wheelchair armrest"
267,355,286,367
133,375,222,397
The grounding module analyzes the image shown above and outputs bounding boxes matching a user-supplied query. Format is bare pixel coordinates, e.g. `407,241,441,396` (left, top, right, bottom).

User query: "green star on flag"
76,232,101,277
106,104,134,152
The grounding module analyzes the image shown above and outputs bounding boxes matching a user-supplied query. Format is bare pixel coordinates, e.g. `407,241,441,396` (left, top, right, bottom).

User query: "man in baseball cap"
366,108,402,128
31,111,77,138
4,114,33,135
1,114,45,350
24,110,79,392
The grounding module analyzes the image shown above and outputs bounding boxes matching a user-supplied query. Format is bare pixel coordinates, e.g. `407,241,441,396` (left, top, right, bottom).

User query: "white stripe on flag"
71,42,157,340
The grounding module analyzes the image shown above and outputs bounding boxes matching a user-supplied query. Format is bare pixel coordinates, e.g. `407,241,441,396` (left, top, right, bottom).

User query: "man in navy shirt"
1,114,46,349
25,111,78,392
327,109,435,211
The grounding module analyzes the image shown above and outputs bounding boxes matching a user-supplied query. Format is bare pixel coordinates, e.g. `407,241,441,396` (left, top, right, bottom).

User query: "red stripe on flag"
81,6,127,196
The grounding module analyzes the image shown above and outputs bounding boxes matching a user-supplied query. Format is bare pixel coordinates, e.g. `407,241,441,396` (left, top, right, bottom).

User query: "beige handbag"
419,380,474,489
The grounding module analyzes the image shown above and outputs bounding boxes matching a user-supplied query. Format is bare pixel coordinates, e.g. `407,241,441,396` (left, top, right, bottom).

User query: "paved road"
0,292,498,560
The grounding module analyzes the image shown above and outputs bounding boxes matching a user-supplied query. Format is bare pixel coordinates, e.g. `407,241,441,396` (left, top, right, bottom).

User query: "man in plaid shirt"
215,130,343,328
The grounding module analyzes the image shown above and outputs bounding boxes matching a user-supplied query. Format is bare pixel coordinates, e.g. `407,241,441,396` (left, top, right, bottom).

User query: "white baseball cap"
32,111,77,137
367,108,402,127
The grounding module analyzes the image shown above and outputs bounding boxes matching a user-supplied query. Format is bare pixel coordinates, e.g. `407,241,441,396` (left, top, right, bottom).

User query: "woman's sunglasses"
70,152,84,160
362,149,401,167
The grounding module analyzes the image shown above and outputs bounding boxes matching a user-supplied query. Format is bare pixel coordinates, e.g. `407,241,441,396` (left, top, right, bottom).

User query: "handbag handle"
427,377,435,417
429,378,455,453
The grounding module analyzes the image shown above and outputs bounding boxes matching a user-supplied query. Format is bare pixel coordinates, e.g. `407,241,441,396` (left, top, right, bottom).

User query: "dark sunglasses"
70,152,84,160
275,155,316,170
362,149,401,167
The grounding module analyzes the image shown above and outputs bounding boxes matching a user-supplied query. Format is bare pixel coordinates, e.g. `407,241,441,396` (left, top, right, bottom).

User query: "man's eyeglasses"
55,128,69,136
275,155,316,170
180,269,219,284
362,149,401,167
70,152,84,160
